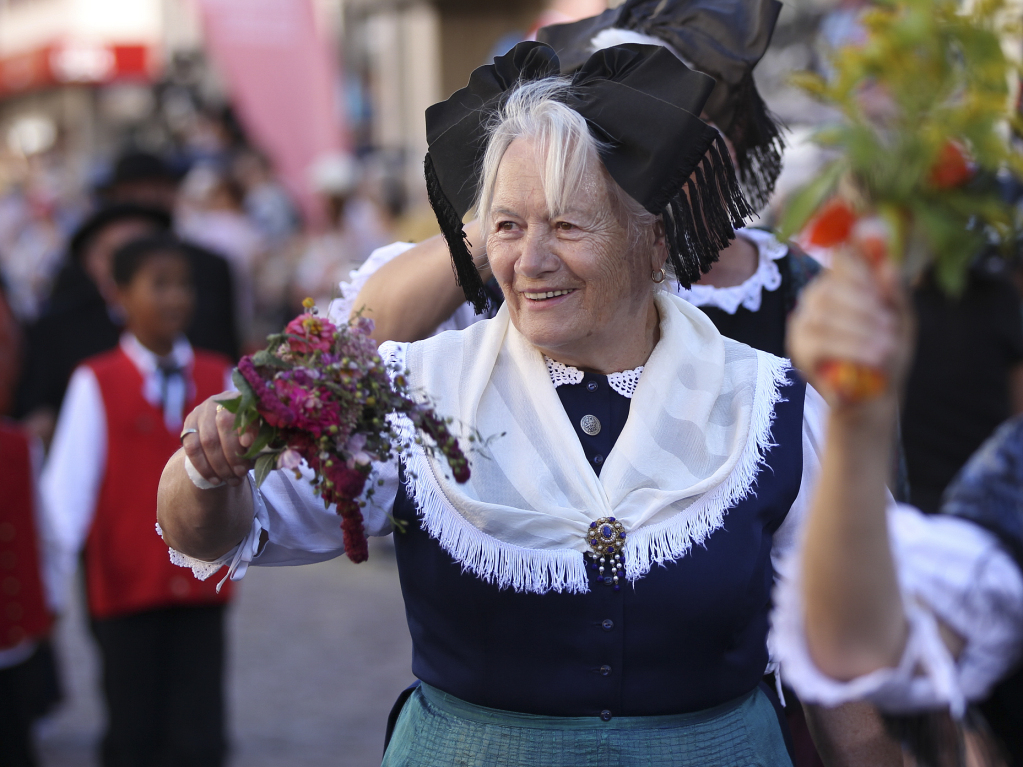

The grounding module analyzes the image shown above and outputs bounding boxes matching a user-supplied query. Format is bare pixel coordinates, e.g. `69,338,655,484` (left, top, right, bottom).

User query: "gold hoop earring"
651,268,666,284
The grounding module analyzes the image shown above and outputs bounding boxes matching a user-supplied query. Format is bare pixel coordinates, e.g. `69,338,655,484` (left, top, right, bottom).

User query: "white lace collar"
545,356,644,398
674,228,788,315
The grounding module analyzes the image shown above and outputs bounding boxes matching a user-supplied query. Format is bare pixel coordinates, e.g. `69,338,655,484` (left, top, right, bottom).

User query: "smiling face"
486,137,665,372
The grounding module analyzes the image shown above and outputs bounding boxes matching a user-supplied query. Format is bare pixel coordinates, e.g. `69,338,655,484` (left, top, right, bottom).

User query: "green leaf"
216,396,242,414
253,453,278,488
242,422,277,460
231,369,257,413
776,160,845,241
251,349,292,369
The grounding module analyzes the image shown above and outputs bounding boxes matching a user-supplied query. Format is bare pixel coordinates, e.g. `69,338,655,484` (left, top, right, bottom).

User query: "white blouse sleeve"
163,343,409,585
326,241,417,323
325,240,488,334
772,490,1023,715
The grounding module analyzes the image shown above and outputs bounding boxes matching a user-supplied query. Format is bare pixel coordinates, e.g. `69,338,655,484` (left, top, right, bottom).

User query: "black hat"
109,151,179,185
538,0,785,211
425,41,752,314
68,203,172,263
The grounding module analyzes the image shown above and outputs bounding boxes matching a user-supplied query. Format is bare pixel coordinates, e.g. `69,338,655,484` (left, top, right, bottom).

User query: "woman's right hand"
179,393,258,488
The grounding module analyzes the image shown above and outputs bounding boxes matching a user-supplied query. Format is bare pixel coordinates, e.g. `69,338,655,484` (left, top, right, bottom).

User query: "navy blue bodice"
391,372,806,719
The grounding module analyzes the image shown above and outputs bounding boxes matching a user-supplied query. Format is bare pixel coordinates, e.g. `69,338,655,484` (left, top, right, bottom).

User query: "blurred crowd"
0,109,407,447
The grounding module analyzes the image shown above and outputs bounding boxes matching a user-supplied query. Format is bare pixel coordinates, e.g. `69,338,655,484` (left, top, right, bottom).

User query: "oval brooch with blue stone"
587,516,626,588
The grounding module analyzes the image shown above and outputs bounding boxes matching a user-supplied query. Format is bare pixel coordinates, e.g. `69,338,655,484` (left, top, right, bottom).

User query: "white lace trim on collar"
545,356,644,399
676,228,788,315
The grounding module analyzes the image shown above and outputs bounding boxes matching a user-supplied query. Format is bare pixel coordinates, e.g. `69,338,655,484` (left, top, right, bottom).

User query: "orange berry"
927,140,972,189
850,217,891,268
818,360,887,403
806,198,858,248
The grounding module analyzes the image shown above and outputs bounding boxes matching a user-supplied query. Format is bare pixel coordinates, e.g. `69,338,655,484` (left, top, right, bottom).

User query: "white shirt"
41,334,232,611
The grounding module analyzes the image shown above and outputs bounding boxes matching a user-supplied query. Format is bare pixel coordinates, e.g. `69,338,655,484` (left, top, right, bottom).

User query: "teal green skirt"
381,683,793,767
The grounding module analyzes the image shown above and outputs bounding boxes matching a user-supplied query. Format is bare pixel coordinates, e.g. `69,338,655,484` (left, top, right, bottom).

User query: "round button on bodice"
599,664,612,676
601,619,614,631
592,454,604,466
580,415,601,436
600,709,613,722
586,381,598,392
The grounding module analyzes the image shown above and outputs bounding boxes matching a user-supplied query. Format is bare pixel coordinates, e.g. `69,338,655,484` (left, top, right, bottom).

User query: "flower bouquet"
219,299,470,563
778,0,1023,401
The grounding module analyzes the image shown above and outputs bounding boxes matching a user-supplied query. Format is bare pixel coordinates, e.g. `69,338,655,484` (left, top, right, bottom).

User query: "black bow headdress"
538,0,785,212
424,41,753,314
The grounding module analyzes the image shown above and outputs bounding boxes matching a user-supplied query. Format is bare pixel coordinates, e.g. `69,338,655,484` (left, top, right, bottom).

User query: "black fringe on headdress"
424,153,491,315
731,71,786,212
655,131,755,288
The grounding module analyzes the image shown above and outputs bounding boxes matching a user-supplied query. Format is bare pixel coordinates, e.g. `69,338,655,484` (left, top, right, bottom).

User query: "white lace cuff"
158,473,270,590
773,505,1023,717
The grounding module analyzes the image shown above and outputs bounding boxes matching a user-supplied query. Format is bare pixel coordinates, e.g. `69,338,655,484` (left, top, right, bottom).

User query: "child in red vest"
0,421,60,767
42,234,234,767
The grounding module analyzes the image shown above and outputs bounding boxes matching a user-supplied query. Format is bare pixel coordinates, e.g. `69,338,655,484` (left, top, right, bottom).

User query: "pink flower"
276,449,303,470
345,433,375,469
285,313,337,355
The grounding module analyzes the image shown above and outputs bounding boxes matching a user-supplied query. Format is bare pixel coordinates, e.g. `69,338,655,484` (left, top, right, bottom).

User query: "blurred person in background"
42,235,234,767
97,151,180,213
0,419,62,767
0,281,22,416
901,253,1023,514
177,163,263,351
232,147,300,249
97,150,239,359
776,239,1023,767
0,156,85,323
293,152,390,310
14,204,172,446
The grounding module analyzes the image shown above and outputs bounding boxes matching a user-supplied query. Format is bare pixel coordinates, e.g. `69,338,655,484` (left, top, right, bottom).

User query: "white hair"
474,77,658,249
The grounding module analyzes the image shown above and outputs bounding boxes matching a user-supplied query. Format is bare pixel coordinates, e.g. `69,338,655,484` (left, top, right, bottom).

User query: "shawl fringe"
389,341,792,594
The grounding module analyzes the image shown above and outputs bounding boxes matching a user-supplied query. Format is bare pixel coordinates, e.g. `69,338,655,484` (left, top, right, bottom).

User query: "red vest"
0,423,52,649
85,346,234,619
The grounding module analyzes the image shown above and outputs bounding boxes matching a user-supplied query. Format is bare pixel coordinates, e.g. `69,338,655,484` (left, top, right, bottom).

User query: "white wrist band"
184,453,222,490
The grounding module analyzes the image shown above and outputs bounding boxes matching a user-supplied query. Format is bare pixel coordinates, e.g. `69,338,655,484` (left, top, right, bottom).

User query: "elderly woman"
160,42,839,766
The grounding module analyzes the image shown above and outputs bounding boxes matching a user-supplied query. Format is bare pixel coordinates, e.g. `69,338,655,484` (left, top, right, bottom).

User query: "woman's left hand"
787,244,915,414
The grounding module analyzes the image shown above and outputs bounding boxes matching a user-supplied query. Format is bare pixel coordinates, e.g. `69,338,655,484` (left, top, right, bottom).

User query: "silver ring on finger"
179,427,199,446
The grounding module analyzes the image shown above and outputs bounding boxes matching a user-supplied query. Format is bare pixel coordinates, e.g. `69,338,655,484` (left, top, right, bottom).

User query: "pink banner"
196,0,348,226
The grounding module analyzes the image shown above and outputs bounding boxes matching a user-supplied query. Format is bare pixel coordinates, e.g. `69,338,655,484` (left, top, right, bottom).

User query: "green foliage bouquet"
778,0,1023,399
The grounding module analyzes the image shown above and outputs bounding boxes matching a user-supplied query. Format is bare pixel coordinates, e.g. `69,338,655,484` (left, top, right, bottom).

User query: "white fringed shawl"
382,291,790,595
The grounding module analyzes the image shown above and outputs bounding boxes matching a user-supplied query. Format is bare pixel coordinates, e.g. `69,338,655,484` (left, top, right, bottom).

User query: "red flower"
284,313,337,355
928,140,973,189
805,198,857,247
338,500,368,563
